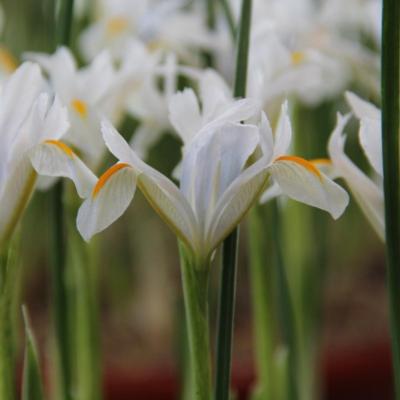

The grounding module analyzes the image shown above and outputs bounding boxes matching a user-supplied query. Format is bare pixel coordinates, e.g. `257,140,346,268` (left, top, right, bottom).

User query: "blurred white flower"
328,92,384,240
25,47,118,169
104,39,162,127
79,0,220,64
126,53,178,159
0,63,69,248
318,0,382,47
247,32,349,109
127,61,255,161
245,0,380,109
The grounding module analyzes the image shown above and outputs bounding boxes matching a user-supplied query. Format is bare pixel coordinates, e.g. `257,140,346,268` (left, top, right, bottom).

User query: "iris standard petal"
208,159,269,252
168,88,202,143
180,122,259,225
272,101,292,159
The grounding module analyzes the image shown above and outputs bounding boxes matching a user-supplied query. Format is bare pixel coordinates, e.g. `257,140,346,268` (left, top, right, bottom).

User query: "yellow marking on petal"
106,17,129,37
0,47,17,73
44,140,75,158
147,39,164,52
275,155,322,179
92,163,130,198
71,99,88,118
310,158,332,166
291,51,305,65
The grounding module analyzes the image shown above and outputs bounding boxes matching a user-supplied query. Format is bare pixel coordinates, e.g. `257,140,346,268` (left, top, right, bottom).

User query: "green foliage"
22,307,45,400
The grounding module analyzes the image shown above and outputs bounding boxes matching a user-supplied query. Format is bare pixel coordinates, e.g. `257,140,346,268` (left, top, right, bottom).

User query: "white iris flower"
25,47,117,169
328,92,384,240
0,63,69,248
31,99,348,263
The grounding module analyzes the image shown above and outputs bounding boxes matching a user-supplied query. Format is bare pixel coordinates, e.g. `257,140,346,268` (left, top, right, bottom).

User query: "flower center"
106,17,129,37
291,51,305,65
71,99,88,118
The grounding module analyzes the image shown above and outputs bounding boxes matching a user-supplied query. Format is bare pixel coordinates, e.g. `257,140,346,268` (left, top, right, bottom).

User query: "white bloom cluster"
1,0,385,253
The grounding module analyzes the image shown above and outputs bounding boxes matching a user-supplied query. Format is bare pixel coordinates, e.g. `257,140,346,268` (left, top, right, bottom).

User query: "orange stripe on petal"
92,163,130,198
0,47,17,73
275,155,322,179
310,158,332,166
44,140,75,157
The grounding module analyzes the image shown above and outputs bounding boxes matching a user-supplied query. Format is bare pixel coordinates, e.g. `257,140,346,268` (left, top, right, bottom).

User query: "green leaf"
381,0,400,398
22,306,45,400
0,242,19,400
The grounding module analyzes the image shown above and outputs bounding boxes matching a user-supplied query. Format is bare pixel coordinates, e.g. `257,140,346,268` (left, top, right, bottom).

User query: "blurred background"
0,0,392,399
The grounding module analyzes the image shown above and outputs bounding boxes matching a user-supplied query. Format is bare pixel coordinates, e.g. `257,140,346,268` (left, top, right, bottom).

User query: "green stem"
179,245,212,400
272,201,298,400
214,2,252,400
248,205,276,400
232,0,252,99
203,0,216,67
381,0,400,398
0,245,18,400
177,295,192,400
51,1,75,398
214,229,239,400
58,0,75,46
51,183,73,400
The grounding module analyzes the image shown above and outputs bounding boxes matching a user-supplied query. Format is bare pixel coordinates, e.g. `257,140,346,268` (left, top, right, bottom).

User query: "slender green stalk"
179,245,212,400
232,0,252,99
214,2,252,400
215,229,239,400
248,205,276,400
51,2,75,399
58,0,75,46
177,296,192,400
203,0,216,67
0,244,18,400
51,184,73,400
272,201,298,400
381,0,400,398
